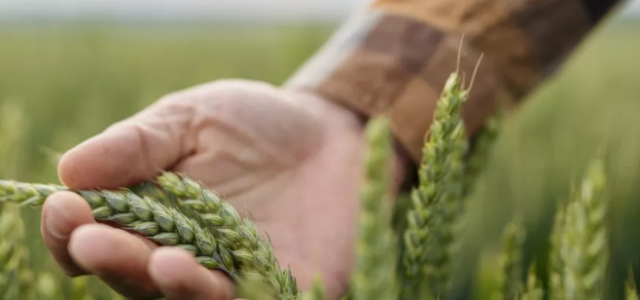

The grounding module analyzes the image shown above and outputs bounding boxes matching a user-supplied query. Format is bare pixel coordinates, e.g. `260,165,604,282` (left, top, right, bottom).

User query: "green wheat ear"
549,159,608,300
155,172,298,300
493,218,527,300
0,205,35,300
0,175,292,299
352,117,398,300
400,71,469,300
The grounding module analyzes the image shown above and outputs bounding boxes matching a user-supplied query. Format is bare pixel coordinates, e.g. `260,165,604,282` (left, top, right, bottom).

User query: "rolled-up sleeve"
286,0,623,163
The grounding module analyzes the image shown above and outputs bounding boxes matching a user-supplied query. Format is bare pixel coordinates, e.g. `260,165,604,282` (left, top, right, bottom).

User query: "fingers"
149,248,235,300
41,191,96,277
42,192,231,300
68,223,162,299
58,94,197,189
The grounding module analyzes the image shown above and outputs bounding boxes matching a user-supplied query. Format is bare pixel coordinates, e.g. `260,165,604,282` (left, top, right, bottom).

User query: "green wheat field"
1,16,640,299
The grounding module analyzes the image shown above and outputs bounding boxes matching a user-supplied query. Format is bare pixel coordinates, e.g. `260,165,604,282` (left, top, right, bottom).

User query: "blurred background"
1,0,640,299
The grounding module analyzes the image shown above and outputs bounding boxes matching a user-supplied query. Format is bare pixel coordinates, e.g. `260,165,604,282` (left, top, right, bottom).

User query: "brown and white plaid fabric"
286,0,623,163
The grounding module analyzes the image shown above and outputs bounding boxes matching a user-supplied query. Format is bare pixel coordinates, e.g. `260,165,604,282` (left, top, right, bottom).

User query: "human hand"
41,79,406,300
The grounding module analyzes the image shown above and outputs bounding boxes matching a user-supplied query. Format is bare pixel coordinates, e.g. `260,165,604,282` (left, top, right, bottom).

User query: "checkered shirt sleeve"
285,0,623,163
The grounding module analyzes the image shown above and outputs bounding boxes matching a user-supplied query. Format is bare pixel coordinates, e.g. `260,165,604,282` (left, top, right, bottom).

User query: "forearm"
285,0,624,164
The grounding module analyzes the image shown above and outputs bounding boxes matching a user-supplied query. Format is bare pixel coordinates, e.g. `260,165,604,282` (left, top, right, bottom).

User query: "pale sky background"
0,0,638,22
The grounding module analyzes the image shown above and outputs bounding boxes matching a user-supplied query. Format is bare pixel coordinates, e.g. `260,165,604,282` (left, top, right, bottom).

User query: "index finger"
58,94,197,189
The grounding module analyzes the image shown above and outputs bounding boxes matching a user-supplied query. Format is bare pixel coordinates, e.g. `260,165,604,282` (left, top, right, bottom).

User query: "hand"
41,79,406,300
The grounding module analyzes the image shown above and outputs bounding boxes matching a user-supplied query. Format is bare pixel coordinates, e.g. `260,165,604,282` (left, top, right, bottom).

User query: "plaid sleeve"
284,0,623,163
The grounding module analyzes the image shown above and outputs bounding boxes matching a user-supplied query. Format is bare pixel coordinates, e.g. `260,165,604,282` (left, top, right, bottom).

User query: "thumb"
58,95,196,189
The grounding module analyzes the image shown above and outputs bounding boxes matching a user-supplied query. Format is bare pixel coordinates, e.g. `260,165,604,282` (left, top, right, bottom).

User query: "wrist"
284,87,411,193
284,87,367,128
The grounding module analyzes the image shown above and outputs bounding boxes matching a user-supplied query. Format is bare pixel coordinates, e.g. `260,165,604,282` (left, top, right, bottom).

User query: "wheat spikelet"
400,71,469,300
352,117,398,300
549,159,608,300
156,172,298,300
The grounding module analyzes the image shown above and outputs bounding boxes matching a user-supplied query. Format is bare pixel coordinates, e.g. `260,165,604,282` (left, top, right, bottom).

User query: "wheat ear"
0,180,238,273
400,71,469,300
0,205,35,300
156,172,298,300
549,159,608,300
352,117,398,300
494,218,527,300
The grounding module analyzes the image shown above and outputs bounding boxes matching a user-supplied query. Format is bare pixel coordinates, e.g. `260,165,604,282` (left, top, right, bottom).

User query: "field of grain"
0,17,639,299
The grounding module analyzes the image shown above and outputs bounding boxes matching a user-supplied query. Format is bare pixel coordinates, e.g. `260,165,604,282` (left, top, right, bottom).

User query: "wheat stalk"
549,159,608,300
352,117,398,300
400,71,469,300
155,172,299,300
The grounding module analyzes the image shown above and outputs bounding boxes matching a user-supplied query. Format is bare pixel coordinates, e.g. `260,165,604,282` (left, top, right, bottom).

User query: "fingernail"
46,198,71,239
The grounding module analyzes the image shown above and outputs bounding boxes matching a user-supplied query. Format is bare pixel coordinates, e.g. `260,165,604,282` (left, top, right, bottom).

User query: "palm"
169,80,366,298
45,79,377,300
